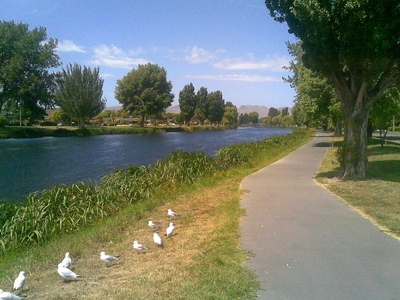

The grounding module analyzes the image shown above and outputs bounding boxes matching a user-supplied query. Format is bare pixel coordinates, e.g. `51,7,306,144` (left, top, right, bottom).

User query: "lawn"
315,137,400,239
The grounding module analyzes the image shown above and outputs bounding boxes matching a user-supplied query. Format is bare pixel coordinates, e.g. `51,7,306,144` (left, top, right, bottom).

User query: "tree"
179,83,197,125
285,41,342,132
222,101,238,126
0,21,60,122
248,112,259,125
56,63,106,128
370,87,400,148
50,110,70,125
268,107,279,118
282,107,289,117
207,90,225,125
115,63,174,126
265,0,400,179
194,87,209,124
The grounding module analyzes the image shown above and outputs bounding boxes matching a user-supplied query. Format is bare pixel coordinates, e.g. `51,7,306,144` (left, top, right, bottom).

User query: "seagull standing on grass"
148,220,160,231
133,240,148,254
165,222,175,238
153,232,163,247
61,252,72,268
0,289,26,299
167,209,180,218
12,271,25,294
57,263,81,281
100,252,120,267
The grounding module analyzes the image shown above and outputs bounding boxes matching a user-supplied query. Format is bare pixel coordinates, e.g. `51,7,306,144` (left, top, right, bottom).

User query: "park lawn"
0,129,314,299
315,137,400,239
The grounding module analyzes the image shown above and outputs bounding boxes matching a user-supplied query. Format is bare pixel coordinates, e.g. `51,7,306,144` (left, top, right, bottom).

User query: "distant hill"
104,106,123,111
165,105,181,114
237,105,269,118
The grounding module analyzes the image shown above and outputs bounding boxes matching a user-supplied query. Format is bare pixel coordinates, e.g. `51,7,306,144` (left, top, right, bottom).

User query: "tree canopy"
179,83,197,124
56,63,106,128
0,20,60,122
285,42,342,132
115,63,174,126
265,0,400,179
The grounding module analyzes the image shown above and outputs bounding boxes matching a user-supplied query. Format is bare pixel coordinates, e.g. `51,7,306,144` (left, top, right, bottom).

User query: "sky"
2,0,297,109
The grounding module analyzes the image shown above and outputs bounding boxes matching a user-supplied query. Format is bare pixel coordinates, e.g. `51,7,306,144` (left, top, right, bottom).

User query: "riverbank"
0,124,233,139
0,129,313,299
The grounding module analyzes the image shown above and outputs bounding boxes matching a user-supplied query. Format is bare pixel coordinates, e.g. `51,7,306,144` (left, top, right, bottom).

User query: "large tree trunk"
338,107,369,179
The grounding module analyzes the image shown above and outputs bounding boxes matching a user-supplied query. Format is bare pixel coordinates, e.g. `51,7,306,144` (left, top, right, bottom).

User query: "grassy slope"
0,130,314,299
315,138,400,239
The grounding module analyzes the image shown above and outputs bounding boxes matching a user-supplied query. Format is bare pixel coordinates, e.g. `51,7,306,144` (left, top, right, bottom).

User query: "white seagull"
57,263,81,281
148,220,160,231
100,251,120,266
153,232,163,247
61,252,72,268
12,271,25,293
0,289,26,299
133,240,148,254
165,222,175,238
167,209,180,218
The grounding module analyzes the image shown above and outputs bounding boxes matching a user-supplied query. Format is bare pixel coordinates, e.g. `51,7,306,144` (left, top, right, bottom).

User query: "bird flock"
0,208,180,299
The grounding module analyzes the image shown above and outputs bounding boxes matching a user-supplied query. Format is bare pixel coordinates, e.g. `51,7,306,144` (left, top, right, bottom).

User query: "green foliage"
222,102,239,126
194,87,209,123
179,83,197,124
56,63,106,128
0,21,60,121
268,107,279,118
0,115,8,127
266,0,400,179
0,129,308,255
115,63,174,126
207,90,225,124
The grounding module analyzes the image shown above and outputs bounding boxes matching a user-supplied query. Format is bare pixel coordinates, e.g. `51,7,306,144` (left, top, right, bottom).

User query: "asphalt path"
240,131,400,300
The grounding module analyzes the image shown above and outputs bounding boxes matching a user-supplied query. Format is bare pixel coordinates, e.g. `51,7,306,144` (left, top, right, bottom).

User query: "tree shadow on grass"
368,160,400,183
316,167,340,179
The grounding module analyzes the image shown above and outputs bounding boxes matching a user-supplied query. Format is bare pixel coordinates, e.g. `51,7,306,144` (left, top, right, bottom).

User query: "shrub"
0,115,8,127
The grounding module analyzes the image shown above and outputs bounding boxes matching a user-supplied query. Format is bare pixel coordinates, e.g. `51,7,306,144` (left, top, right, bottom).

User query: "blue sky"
2,0,297,109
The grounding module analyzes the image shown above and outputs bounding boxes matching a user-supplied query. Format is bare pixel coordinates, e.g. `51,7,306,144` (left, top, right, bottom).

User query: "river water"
0,127,291,201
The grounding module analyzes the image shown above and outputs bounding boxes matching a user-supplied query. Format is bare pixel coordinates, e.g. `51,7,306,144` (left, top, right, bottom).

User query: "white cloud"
57,40,86,53
89,44,151,69
100,73,116,79
213,56,289,72
185,74,282,82
184,46,225,64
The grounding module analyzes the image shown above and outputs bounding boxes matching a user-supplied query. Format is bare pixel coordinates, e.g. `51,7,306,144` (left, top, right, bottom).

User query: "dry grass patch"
4,176,255,299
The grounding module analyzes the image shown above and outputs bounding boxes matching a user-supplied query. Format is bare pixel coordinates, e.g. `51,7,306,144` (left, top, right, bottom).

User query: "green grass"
0,128,313,299
315,137,400,238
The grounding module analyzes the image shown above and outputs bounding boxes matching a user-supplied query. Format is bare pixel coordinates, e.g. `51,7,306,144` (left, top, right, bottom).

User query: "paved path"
240,131,400,300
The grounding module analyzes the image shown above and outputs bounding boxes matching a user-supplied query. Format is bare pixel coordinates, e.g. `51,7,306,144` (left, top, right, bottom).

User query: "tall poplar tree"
56,63,106,128
179,83,197,125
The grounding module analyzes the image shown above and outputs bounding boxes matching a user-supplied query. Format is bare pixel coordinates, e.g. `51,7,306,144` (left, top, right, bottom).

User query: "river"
0,127,291,201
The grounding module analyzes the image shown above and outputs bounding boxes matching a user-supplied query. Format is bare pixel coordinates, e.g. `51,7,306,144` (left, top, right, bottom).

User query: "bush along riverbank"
0,128,313,299
0,124,233,139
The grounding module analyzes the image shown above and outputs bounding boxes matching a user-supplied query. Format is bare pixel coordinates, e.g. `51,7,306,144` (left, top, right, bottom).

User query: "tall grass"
0,129,309,255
